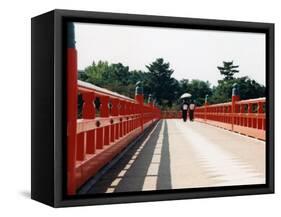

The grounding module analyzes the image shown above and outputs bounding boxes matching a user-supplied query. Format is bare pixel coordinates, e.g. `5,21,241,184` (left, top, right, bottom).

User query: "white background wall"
0,0,279,215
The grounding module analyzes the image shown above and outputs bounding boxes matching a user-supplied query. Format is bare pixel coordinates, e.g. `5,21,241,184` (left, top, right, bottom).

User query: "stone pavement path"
88,119,265,194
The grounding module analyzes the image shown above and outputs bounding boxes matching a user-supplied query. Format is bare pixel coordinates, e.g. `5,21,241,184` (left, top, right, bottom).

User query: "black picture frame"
31,9,274,207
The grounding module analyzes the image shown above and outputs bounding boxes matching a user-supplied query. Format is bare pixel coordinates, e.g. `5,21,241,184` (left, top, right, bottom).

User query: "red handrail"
194,96,266,140
161,111,182,119
67,80,161,194
160,96,265,141
66,23,161,194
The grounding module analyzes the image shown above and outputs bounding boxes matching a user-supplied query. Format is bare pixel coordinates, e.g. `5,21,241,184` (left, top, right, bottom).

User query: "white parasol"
180,93,192,99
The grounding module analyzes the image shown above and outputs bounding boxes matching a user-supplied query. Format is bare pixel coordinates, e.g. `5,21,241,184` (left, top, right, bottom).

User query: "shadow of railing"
156,120,171,189
88,119,172,193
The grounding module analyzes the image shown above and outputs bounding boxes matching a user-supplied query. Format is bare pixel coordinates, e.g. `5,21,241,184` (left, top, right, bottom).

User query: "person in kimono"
189,100,195,121
181,99,189,122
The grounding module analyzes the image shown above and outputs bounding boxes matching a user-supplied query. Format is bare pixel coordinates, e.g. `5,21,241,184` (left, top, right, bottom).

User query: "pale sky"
74,22,266,86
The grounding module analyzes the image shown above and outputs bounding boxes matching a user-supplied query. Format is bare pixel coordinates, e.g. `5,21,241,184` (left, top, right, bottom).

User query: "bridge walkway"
86,119,265,194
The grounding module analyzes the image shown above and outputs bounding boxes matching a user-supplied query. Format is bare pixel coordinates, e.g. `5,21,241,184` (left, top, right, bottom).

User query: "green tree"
217,61,239,80
145,58,177,108
235,76,265,100
84,60,111,86
209,80,234,103
78,59,265,110
209,76,265,104
78,70,88,81
83,61,135,97
179,79,212,106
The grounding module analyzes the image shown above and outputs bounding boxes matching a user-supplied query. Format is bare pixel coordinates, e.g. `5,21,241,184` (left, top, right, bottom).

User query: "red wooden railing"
161,111,182,119
161,95,266,141
194,96,266,140
67,80,161,194
66,22,161,195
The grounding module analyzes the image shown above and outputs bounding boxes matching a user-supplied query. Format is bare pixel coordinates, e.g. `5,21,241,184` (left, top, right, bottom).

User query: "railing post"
238,104,241,126
248,103,253,128
204,94,208,122
124,101,128,135
258,101,265,130
127,102,132,132
76,132,85,161
148,94,152,106
148,94,153,122
231,83,240,131
119,100,124,137
67,22,77,195
132,103,136,129
110,98,118,142
135,81,144,132
82,92,96,155
100,96,110,146
153,99,157,121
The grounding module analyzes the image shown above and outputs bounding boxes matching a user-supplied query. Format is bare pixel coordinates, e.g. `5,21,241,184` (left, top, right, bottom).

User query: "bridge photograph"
66,21,266,196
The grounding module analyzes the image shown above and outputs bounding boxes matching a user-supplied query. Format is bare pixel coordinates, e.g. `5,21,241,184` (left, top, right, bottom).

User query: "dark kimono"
181,102,189,122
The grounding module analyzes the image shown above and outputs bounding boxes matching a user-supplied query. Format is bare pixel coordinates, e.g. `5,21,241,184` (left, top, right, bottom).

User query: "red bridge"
67,78,266,195
161,97,265,140
66,23,266,195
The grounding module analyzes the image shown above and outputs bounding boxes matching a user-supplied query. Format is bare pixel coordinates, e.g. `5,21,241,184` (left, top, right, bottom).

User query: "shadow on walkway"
156,120,171,189
88,120,172,194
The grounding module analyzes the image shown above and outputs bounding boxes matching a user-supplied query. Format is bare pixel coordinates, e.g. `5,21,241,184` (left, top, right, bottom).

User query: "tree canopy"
144,58,178,107
217,61,239,80
78,59,265,110
209,62,265,103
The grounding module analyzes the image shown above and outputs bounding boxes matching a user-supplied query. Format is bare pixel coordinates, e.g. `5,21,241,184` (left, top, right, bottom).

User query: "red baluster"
100,96,110,145
82,92,96,154
116,99,120,140
76,132,85,161
110,98,118,142
135,83,144,131
243,104,247,127
123,101,128,135
119,101,124,137
204,95,208,123
259,101,265,130
248,103,253,128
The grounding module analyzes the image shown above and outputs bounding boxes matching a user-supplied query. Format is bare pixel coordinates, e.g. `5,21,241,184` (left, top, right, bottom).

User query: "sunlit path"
87,119,265,194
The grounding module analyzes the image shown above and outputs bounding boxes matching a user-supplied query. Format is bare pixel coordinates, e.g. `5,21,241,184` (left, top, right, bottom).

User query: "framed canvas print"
31,9,274,207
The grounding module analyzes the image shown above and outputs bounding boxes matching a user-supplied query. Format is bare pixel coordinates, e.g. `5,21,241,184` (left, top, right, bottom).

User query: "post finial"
205,94,209,104
148,94,152,103
232,83,239,96
67,22,76,48
135,81,143,95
